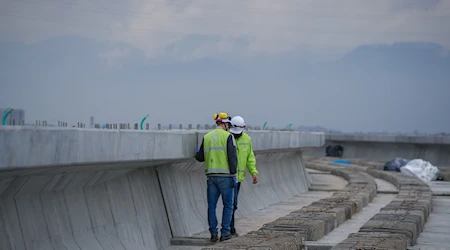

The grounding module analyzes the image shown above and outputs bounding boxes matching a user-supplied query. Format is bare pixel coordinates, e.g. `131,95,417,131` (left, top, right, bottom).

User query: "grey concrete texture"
206,162,378,249
326,134,450,145
0,126,325,170
309,194,397,248
311,159,434,250
0,168,172,250
158,152,310,238
0,127,324,250
0,126,197,170
304,156,383,170
331,232,410,250
168,191,336,249
428,181,450,195
411,196,450,250
196,130,325,152
305,139,450,167
201,230,303,250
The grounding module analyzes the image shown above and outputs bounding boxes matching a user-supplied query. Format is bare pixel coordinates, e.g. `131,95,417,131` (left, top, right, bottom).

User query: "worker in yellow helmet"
195,112,237,242
228,115,258,237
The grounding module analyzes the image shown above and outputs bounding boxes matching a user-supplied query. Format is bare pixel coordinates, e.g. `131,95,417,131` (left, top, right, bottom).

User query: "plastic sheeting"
400,159,440,183
326,145,343,157
331,159,351,165
381,157,409,172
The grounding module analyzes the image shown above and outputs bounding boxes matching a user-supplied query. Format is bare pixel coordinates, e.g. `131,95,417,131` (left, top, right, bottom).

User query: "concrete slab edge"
0,127,325,170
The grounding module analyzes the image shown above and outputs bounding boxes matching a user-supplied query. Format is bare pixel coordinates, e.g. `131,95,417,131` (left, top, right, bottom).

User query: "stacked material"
203,167,377,249
331,169,432,250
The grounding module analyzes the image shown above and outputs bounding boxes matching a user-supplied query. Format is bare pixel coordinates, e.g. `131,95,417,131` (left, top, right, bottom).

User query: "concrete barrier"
304,134,450,167
0,127,324,250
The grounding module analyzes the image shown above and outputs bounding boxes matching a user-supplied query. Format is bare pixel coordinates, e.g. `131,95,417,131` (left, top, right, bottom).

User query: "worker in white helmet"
228,115,258,237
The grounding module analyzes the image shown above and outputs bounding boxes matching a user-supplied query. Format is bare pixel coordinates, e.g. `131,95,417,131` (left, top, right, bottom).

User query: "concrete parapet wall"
0,169,172,250
304,134,450,167
159,152,310,238
326,134,450,145
0,126,197,170
0,127,324,250
0,127,324,170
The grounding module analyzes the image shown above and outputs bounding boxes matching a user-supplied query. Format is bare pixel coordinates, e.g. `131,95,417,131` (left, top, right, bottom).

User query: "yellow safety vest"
235,132,258,182
204,128,232,174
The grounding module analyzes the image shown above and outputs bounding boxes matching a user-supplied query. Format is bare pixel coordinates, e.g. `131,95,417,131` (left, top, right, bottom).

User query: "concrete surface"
306,169,348,192
0,168,172,250
0,127,325,170
168,191,336,249
0,127,325,250
304,134,450,167
158,152,310,238
428,181,450,196
326,134,450,145
166,172,349,250
166,192,337,250
375,178,399,193
305,176,398,250
2,128,449,250
306,193,397,250
331,165,434,249
206,163,378,249
409,196,450,250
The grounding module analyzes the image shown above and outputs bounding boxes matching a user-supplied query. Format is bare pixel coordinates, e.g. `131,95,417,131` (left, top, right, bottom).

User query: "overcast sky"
2,0,450,56
0,0,450,133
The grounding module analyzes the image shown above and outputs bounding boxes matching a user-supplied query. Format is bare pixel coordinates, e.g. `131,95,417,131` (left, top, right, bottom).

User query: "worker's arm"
246,139,258,176
194,138,205,162
226,134,238,175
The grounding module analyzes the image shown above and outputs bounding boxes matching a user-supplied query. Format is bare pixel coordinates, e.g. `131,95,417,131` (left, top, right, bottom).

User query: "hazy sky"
2,0,450,56
1,0,450,133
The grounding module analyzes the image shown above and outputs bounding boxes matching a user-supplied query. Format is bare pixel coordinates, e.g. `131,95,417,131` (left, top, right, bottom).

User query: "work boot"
231,232,239,237
220,234,232,241
210,234,218,242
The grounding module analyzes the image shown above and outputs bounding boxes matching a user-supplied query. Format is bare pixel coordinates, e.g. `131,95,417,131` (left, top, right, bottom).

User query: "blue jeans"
230,182,241,234
207,176,235,236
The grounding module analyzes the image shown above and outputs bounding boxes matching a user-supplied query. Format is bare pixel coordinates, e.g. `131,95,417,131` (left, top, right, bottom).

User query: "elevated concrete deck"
305,134,450,167
2,128,449,250
0,127,324,250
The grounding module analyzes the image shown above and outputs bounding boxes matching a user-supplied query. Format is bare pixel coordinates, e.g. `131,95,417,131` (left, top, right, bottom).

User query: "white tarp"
400,159,440,183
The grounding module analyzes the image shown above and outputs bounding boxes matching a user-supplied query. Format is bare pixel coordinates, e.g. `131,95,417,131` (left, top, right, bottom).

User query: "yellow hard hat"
213,112,231,123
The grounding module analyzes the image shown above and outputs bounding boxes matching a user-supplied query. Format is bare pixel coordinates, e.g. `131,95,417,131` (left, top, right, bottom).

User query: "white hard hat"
230,116,245,134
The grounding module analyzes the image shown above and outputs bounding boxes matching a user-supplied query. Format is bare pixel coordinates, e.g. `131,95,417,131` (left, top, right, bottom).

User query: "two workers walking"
195,112,258,242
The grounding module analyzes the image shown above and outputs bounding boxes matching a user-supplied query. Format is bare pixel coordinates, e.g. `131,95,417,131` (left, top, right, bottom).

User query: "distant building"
0,108,25,125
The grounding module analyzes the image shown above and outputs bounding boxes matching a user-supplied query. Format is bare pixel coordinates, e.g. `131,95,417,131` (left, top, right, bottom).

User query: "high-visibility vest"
235,132,257,182
204,128,232,174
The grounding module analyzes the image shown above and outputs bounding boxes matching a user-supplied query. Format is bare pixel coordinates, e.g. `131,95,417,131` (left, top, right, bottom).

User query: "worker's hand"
252,175,258,184
233,176,238,187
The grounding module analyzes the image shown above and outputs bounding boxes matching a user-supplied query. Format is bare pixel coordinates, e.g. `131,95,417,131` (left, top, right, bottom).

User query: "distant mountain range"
2,35,449,86
1,35,449,133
